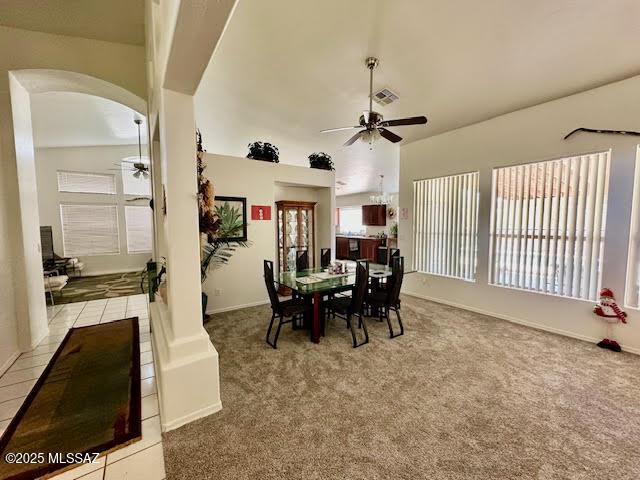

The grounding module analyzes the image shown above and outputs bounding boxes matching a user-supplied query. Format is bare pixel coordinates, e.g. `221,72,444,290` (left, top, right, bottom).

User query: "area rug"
0,318,141,480
53,271,144,304
163,295,640,480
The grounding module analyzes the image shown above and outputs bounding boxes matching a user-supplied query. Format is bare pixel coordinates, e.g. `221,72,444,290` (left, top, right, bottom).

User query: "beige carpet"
163,295,640,480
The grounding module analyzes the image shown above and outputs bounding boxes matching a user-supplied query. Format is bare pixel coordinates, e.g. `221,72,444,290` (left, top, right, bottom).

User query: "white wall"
336,191,399,237
399,75,640,354
202,154,335,313
35,145,151,276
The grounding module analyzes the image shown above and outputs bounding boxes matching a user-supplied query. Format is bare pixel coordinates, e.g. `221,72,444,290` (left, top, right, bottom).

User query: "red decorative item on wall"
251,205,271,220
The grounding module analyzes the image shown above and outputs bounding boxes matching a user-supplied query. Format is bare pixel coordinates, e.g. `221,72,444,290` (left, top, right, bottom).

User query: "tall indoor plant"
197,130,248,321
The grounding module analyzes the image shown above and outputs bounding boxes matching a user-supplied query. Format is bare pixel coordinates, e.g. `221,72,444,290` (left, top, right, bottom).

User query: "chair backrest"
350,260,369,314
296,250,309,271
388,256,404,307
388,248,400,266
320,248,331,268
263,260,281,312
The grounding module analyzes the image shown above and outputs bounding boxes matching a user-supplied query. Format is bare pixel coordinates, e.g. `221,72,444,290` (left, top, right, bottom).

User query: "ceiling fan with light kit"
321,57,428,146
110,118,149,179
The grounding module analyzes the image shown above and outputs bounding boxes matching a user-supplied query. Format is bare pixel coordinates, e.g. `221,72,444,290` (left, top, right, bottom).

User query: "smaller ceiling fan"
110,118,149,179
321,57,428,146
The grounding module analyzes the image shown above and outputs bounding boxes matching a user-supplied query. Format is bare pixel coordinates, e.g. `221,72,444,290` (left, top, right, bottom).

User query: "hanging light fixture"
370,174,393,205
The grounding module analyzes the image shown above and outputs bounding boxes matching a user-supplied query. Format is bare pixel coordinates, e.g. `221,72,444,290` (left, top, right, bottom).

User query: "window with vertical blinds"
125,206,153,253
57,171,116,194
489,151,610,301
625,146,640,308
60,204,120,256
413,172,479,281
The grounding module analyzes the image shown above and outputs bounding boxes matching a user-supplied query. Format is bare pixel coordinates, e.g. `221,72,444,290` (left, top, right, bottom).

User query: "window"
413,172,479,281
57,171,116,194
625,146,640,308
489,151,610,301
60,204,120,256
338,207,364,234
121,157,151,196
125,206,153,253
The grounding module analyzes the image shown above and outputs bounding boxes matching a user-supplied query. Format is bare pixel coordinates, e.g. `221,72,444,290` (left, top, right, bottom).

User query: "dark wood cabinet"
362,204,386,226
359,238,380,262
336,236,349,259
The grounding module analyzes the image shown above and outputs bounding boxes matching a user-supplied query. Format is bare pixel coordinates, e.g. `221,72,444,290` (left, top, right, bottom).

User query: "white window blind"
338,207,364,235
125,206,153,253
413,172,479,281
121,158,151,196
57,171,116,195
625,146,640,308
60,204,120,256
489,151,610,300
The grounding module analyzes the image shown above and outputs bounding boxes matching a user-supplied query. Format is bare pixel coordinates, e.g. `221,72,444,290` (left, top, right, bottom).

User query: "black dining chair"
388,248,400,266
296,250,309,271
263,260,310,348
320,248,331,268
366,256,404,338
325,260,369,348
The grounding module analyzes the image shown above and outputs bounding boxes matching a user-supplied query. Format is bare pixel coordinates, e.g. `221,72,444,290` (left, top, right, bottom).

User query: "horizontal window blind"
489,151,610,300
60,204,120,256
625,146,640,308
57,171,116,194
121,158,151,196
125,206,153,253
413,172,479,281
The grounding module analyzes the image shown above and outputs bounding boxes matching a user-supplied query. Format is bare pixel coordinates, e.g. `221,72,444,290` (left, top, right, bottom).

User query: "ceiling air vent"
372,88,399,106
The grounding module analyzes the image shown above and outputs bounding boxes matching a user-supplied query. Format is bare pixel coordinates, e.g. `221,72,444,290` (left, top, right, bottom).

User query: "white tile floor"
0,295,165,480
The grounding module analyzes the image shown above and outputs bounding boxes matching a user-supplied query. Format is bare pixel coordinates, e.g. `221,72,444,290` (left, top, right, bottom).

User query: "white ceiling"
196,0,640,195
0,0,145,45
31,92,148,148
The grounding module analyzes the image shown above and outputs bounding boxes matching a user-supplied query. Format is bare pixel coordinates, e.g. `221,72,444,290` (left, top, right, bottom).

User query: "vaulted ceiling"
196,0,640,194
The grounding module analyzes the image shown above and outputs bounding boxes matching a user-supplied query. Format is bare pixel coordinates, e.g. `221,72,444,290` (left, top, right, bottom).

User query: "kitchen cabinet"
335,236,385,263
362,204,386,226
336,236,349,259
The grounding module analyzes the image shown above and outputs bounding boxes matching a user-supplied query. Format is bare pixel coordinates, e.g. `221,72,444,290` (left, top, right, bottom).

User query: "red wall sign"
251,205,271,220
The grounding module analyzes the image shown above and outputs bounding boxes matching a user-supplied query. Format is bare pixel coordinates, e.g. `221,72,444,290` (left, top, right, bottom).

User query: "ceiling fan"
321,57,428,146
110,118,149,179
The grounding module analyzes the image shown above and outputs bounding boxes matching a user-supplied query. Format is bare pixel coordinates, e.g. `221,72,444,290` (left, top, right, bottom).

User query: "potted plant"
198,130,249,321
308,152,334,171
247,141,280,163
389,222,398,238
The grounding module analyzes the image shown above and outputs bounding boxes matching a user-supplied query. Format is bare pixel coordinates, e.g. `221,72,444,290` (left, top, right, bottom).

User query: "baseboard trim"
0,351,20,377
403,291,640,356
207,299,269,315
161,400,222,432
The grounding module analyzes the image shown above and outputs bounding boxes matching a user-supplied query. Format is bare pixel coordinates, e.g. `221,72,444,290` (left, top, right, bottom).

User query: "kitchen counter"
336,235,387,262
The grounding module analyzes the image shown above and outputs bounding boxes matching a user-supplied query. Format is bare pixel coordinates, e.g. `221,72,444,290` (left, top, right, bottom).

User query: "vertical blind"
60,204,120,256
489,151,610,301
125,206,153,253
121,158,151,196
625,147,640,308
413,172,479,281
57,171,116,194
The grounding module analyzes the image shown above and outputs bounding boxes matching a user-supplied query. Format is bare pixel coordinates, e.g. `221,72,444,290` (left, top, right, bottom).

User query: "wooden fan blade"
378,128,402,143
344,130,365,146
321,126,362,133
379,116,427,127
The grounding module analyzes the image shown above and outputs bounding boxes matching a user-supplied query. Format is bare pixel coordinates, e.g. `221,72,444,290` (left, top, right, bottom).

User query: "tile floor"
0,295,165,480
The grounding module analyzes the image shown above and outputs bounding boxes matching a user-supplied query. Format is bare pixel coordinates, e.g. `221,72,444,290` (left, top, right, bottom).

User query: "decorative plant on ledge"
197,130,249,319
308,152,334,171
247,141,280,163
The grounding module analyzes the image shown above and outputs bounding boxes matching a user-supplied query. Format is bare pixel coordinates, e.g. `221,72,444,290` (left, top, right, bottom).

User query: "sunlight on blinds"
625,146,640,308
412,172,479,281
57,171,116,194
489,151,610,301
125,206,153,253
60,204,120,256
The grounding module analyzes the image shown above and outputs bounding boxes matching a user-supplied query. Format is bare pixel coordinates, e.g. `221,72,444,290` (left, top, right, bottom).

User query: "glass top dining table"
276,262,392,343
